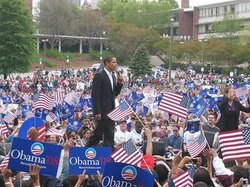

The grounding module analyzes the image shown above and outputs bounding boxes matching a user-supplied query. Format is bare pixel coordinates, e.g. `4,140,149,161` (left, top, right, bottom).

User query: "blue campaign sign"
18,117,44,139
102,162,155,187
67,118,81,132
69,147,112,175
8,137,63,177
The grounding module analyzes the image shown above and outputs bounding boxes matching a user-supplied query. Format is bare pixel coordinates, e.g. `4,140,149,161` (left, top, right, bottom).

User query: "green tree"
98,0,175,30
0,0,36,75
107,21,160,63
209,13,242,65
37,0,76,48
129,45,152,79
204,39,227,66
75,9,107,50
236,24,250,64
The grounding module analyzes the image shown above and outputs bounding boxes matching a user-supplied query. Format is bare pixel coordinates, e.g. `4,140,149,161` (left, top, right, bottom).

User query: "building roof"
196,0,238,8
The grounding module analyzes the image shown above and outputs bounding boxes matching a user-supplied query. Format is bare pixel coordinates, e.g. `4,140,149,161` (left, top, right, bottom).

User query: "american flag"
173,164,195,187
27,124,46,142
3,112,15,124
34,93,54,111
46,127,65,137
143,86,151,94
64,92,81,105
38,125,46,142
22,93,30,102
111,139,143,167
107,100,133,121
0,123,9,138
235,87,248,98
0,155,9,169
158,92,189,119
53,91,65,104
187,134,207,158
218,128,250,161
33,93,40,102
180,96,191,109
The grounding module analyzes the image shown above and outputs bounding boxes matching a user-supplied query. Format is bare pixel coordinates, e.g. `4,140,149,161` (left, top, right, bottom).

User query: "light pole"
168,18,174,83
100,31,106,61
41,39,48,51
199,39,207,77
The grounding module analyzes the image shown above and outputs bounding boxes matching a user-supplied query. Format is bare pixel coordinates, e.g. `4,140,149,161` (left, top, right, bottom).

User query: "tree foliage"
98,0,176,30
211,13,242,39
107,21,160,63
0,0,36,74
37,0,77,48
209,13,243,65
129,45,152,79
74,10,107,50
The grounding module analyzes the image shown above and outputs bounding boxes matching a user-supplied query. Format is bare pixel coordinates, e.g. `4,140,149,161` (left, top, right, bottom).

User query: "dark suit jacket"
91,69,123,119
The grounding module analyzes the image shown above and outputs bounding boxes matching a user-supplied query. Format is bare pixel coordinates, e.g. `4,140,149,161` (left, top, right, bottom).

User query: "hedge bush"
43,60,56,67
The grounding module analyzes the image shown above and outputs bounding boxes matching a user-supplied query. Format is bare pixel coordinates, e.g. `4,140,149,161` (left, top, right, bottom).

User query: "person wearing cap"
86,56,123,148
183,118,201,151
114,119,131,147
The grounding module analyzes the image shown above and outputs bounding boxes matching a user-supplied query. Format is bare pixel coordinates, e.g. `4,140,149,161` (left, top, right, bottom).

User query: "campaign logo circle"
85,148,96,159
31,142,44,156
121,166,137,181
73,121,78,126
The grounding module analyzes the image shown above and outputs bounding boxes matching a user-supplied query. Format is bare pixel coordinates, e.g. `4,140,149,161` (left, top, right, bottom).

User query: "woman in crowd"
217,87,250,132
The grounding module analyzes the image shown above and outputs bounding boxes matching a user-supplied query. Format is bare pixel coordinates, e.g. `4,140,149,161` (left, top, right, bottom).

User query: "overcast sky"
177,0,231,7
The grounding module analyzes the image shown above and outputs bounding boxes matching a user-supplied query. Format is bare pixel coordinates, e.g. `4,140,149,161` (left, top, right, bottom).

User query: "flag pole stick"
141,157,161,187
132,111,145,128
0,124,7,156
200,124,211,149
123,99,145,128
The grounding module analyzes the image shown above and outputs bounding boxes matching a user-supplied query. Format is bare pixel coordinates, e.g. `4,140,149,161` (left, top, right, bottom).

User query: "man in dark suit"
86,56,124,148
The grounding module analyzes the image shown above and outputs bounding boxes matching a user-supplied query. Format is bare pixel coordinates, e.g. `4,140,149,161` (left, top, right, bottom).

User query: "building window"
247,2,250,11
216,7,219,16
198,25,205,34
199,8,206,18
204,24,212,33
219,6,224,15
230,5,235,13
224,6,228,14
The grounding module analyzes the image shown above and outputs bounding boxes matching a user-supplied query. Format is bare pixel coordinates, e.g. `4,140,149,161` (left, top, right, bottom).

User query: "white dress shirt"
104,68,113,90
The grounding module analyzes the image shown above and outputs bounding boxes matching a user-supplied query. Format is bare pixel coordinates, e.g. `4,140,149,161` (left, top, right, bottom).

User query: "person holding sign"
86,57,124,148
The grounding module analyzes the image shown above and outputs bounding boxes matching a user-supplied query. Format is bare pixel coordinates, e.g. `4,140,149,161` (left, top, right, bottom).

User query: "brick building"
172,0,250,40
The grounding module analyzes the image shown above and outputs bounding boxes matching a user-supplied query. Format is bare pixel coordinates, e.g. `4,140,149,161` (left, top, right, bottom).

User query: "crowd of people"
0,57,249,187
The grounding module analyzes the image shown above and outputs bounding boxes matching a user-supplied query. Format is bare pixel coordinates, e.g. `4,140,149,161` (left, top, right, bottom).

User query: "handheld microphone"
116,70,124,84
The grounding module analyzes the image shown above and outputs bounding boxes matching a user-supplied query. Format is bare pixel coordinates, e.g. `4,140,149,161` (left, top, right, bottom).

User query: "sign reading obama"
102,162,155,187
69,147,112,175
8,137,63,176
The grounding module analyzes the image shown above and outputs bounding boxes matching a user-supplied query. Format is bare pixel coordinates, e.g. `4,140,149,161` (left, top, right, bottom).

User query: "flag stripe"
111,139,143,167
3,112,15,124
34,93,54,111
218,129,250,161
107,101,133,121
159,92,188,119
53,91,65,104
0,155,9,169
187,135,206,158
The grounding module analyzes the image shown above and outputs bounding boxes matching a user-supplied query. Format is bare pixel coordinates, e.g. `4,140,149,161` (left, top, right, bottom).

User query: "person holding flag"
86,56,124,148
